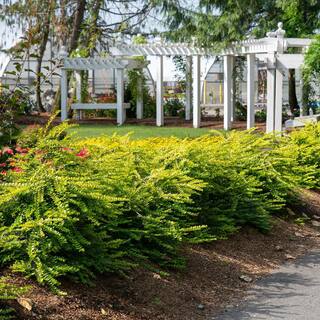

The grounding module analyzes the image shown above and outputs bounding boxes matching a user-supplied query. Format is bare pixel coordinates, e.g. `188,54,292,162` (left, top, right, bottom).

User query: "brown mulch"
3,190,319,320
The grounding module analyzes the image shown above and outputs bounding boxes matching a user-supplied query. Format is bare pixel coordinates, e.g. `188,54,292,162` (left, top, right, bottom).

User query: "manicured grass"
68,124,212,140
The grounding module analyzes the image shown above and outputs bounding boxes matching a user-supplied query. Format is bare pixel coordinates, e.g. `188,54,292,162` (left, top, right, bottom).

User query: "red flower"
15,146,29,154
1,170,7,175
0,163,6,168
4,148,14,155
62,147,73,152
11,167,23,173
76,148,89,158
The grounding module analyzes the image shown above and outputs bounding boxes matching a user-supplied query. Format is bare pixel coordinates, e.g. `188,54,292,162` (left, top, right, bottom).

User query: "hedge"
0,122,319,292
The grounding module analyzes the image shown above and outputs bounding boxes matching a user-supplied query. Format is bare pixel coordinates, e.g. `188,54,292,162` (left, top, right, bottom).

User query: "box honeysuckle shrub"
0,123,207,293
285,123,320,187
0,121,319,292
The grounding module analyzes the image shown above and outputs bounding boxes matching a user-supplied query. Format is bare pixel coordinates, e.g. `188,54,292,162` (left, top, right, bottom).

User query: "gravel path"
215,250,320,320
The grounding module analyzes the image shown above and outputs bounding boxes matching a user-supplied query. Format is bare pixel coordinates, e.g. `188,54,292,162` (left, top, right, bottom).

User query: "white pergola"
222,23,311,132
110,23,311,132
60,23,311,132
60,55,148,124
110,41,207,128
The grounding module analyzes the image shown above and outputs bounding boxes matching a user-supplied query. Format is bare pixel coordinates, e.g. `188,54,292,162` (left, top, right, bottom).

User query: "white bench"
71,103,131,121
285,115,320,129
71,103,131,110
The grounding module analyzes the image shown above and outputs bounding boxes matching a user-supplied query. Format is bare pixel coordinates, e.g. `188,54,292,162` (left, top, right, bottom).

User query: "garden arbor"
110,40,206,128
110,24,311,132
60,52,148,124
60,23,311,133
222,23,311,132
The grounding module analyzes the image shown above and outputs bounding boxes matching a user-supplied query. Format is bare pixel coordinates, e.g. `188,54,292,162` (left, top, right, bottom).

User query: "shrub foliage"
0,122,319,291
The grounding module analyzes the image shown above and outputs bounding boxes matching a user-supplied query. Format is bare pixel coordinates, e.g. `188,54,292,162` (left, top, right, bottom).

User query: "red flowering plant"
0,121,129,293
0,117,85,180
0,146,28,178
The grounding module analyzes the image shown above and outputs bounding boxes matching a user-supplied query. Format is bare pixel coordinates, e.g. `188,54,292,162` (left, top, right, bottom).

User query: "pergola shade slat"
63,57,147,70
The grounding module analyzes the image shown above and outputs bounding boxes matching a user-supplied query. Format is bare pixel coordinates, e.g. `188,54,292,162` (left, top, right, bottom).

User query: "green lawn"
68,124,212,140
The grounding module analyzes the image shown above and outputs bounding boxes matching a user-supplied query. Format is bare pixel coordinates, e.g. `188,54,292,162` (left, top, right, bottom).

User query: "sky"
0,1,212,81
0,27,180,81
0,19,184,81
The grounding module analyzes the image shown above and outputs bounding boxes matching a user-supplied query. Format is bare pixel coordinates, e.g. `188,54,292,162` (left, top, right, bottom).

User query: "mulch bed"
3,190,320,320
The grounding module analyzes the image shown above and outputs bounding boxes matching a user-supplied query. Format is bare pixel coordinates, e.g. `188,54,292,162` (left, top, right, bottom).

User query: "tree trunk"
84,0,103,48
69,0,87,52
35,13,50,112
53,0,87,112
288,69,299,114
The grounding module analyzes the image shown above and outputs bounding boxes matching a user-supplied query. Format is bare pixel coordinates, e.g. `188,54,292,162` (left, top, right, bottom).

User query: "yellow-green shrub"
285,123,320,187
0,122,319,292
0,125,206,291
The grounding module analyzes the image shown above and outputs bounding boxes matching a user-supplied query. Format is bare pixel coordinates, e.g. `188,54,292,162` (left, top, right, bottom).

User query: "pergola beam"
110,43,207,57
63,57,148,70
223,55,233,130
185,56,192,121
247,53,255,129
136,76,143,120
116,68,125,125
266,54,276,133
61,69,68,121
156,56,164,127
274,68,284,132
75,70,82,120
192,55,201,128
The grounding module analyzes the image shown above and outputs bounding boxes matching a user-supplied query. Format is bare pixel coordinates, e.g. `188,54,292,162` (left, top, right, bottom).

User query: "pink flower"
15,146,29,154
76,148,89,158
0,163,6,168
5,148,14,155
11,167,22,173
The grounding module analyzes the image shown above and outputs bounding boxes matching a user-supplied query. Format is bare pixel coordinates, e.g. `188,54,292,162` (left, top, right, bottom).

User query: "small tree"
303,35,320,112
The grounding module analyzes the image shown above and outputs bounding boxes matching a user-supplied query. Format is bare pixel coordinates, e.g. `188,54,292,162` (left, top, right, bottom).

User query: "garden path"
215,249,320,319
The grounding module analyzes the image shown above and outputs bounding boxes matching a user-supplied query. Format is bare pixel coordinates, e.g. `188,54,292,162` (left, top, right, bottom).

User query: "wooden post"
75,71,82,120
61,68,68,121
247,54,255,129
156,56,164,126
230,56,235,122
203,80,207,104
223,55,232,130
136,75,143,120
274,67,283,132
116,68,125,125
193,55,201,128
185,56,192,121
266,61,276,133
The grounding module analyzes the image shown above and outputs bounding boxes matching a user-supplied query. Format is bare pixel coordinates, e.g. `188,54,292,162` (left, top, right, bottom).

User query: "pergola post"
230,56,235,122
116,68,125,125
192,55,201,128
266,54,276,133
223,55,233,130
136,75,143,119
61,68,68,121
274,67,283,132
186,56,192,121
75,71,82,120
247,54,255,129
156,56,164,126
